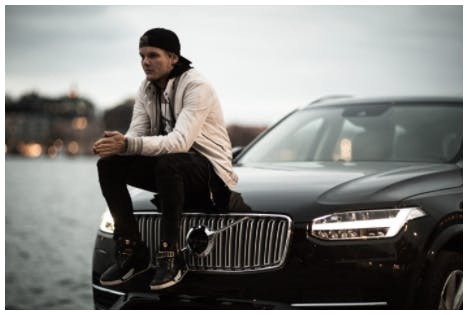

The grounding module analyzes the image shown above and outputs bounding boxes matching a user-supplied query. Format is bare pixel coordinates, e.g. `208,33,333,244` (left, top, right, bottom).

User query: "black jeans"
97,151,230,248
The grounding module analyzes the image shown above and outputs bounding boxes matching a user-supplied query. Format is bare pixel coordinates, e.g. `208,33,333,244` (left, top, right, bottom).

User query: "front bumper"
92,216,432,309
92,284,388,309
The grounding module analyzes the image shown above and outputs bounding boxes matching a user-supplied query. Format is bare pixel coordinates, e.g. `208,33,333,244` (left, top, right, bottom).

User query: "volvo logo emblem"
185,217,248,257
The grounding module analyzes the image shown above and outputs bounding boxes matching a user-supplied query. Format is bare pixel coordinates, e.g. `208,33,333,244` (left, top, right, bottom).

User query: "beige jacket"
125,69,238,190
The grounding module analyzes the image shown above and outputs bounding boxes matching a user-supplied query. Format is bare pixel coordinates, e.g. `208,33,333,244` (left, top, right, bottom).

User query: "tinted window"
239,103,462,163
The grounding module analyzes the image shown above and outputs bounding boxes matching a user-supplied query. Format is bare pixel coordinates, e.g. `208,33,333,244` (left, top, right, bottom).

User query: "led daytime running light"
311,207,425,240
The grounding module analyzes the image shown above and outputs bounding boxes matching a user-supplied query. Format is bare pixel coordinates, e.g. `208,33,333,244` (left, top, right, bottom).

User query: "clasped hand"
93,131,125,157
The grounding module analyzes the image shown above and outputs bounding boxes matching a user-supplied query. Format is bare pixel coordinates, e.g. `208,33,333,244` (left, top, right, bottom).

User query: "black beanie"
139,28,191,64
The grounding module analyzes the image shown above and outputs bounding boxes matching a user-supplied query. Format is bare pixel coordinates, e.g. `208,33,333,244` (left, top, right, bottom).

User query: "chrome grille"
135,212,292,273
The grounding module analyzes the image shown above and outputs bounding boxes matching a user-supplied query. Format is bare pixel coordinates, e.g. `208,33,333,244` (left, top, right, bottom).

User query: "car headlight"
99,208,115,234
309,207,426,241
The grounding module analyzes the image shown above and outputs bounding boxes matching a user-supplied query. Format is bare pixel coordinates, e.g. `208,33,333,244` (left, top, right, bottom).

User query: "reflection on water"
5,156,105,310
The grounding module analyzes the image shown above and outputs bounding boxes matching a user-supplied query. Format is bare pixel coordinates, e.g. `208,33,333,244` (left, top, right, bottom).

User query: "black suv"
92,96,462,309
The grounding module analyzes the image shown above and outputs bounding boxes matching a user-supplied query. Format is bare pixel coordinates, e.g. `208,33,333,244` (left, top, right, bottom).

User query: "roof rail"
309,94,353,105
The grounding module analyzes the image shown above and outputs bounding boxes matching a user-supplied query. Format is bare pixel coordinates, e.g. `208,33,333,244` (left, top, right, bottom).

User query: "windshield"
239,103,462,164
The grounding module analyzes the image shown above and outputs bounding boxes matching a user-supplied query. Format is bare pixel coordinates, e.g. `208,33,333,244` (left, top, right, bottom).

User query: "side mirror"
232,146,244,160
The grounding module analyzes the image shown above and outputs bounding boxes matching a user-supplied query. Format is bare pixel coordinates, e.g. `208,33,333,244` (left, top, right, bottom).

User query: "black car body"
92,96,463,309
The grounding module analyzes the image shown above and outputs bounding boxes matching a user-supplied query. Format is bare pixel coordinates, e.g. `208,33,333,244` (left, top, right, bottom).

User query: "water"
5,157,106,310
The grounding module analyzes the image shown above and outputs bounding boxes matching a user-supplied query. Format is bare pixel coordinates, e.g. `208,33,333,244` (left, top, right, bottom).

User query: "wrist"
123,137,128,153
124,136,143,155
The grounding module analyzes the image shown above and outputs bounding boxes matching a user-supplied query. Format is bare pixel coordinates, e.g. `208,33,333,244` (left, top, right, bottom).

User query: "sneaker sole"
149,269,187,290
100,264,152,287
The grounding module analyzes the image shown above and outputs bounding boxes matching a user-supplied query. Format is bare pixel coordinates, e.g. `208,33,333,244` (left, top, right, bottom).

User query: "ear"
171,54,179,65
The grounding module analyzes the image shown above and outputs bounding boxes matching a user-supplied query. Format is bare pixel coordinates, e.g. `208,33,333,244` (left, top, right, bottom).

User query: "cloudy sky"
5,5,462,125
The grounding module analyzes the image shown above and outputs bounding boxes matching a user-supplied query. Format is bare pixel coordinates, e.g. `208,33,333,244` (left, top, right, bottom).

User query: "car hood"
232,161,461,221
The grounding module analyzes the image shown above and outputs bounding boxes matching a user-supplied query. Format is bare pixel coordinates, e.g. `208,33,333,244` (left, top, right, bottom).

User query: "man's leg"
148,151,225,290
98,156,138,240
97,155,155,286
150,152,210,248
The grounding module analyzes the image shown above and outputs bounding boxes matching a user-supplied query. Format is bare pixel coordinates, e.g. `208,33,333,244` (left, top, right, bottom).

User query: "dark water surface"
6,157,106,310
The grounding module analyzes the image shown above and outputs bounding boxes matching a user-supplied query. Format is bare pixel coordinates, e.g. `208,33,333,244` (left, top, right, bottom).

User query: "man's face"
139,46,178,82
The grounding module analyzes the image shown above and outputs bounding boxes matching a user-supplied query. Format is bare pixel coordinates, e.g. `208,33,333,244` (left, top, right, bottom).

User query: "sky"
5,5,463,125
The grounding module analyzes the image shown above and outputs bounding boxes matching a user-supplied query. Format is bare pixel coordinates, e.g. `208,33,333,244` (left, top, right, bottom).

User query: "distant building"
5,91,102,157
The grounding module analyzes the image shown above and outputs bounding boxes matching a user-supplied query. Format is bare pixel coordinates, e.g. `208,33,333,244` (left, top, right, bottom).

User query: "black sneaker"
100,238,151,286
149,250,188,290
